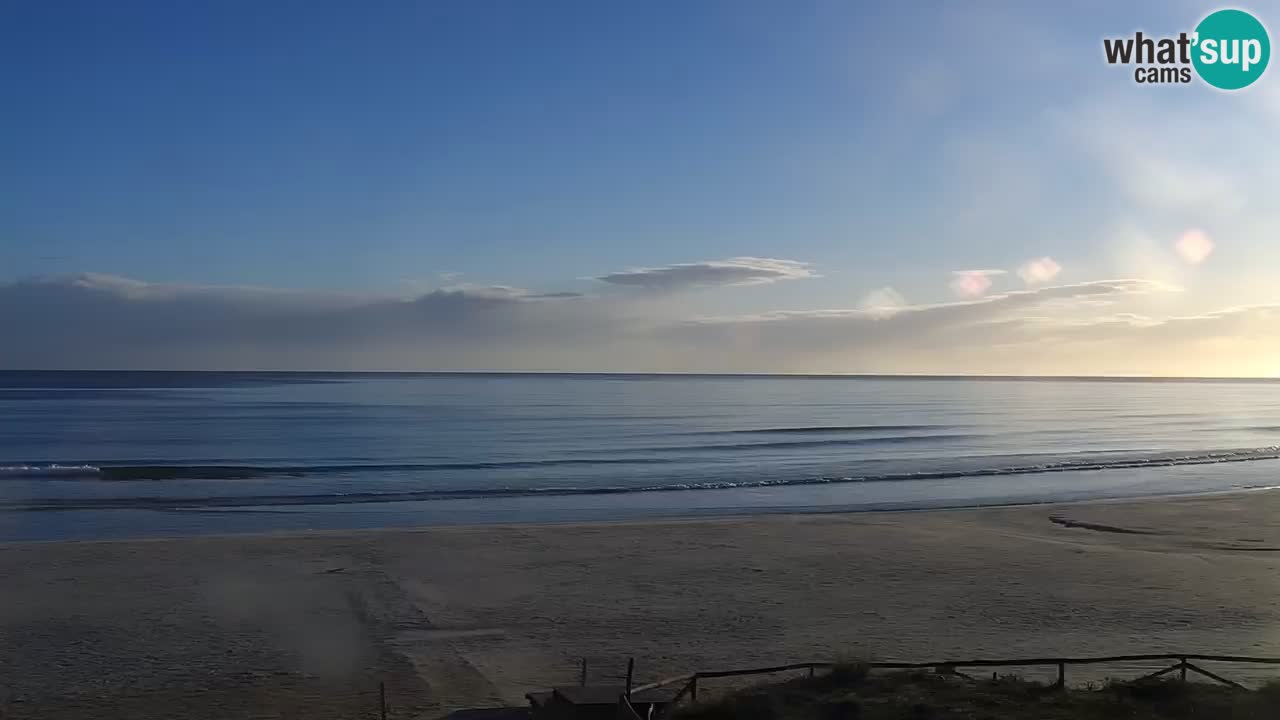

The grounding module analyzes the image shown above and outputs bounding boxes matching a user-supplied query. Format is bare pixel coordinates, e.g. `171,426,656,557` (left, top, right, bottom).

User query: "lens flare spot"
1017,257,1061,285
949,270,1001,298
859,287,906,318
1175,229,1215,264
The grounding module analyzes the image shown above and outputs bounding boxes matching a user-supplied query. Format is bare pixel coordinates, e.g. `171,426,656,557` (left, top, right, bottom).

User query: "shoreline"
3,482,1278,548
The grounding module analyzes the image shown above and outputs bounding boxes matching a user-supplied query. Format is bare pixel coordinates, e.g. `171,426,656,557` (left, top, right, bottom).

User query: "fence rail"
616,651,1280,718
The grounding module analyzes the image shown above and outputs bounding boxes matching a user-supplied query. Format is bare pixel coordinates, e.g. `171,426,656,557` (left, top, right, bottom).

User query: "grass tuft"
676,668,1280,720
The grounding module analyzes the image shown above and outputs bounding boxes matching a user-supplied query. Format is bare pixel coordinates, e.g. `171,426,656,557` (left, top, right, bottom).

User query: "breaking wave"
707,424,948,435
3,445,1280,511
0,457,676,481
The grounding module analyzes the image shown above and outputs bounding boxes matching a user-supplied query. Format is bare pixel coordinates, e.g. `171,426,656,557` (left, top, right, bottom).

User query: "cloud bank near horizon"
4,271,1278,376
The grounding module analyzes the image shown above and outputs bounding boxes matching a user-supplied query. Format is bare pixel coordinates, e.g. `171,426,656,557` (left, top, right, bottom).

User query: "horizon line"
3,369,1279,383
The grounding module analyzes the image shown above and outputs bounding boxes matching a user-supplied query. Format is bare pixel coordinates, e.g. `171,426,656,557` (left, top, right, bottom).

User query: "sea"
3,370,1280,542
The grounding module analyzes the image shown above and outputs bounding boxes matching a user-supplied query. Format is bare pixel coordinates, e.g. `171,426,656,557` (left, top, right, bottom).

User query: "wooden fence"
616,653,1280,720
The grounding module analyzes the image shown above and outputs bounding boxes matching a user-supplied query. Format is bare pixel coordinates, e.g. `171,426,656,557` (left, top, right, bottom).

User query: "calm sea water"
3,371,1280,542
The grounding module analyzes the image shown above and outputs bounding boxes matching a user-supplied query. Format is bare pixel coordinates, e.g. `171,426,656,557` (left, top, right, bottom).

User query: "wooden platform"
526,685,678,720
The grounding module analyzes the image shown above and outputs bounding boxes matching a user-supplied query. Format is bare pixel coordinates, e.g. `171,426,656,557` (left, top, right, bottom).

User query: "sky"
3,0,1280,375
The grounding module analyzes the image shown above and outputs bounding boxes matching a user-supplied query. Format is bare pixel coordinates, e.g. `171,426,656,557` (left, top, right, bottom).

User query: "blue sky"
3,1,1280,373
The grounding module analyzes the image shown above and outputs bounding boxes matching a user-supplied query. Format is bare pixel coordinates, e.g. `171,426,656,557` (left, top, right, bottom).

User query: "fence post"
581,658,588,686
1180,657,1187,683
690,676,698,703
625,657,635,698
380,681,387,720
1056,662,1065,689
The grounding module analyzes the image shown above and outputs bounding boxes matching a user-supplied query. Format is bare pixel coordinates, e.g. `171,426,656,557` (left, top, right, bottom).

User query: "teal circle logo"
1192,9,1270,89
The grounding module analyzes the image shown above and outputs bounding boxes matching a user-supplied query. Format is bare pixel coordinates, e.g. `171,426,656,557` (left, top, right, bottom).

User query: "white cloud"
678,280,1168,329
595,257,816,290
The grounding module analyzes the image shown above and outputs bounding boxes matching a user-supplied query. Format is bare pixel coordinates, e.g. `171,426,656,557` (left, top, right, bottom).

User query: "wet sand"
4,491,1280,718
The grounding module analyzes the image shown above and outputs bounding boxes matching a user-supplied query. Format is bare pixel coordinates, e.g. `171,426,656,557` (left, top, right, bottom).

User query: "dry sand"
4,491,1280,718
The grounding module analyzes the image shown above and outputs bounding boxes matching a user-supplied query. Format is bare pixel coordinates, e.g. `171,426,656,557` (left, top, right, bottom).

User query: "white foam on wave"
0,464,102,477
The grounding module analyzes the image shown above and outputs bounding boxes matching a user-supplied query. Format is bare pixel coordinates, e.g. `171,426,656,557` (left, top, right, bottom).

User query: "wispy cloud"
676,280,1170,331
659,279,1274,374
594,257,816,290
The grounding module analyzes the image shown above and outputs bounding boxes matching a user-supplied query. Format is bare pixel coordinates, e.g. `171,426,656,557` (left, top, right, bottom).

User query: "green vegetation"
676,664,1280,719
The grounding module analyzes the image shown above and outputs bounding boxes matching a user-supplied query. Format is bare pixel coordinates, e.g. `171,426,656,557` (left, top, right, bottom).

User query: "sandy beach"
4,491,1280,719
